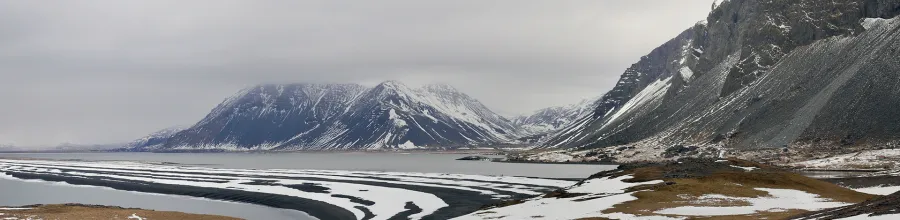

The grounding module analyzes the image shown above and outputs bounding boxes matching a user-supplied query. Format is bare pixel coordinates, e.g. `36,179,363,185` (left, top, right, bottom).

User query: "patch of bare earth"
0,204,241,220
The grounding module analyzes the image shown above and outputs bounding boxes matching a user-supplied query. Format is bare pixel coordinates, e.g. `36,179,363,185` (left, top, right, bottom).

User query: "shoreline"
0,204,241,220
4,156,899,220
492,160,619,165
0,149,511,155
4,171,358,220
1,151,627,166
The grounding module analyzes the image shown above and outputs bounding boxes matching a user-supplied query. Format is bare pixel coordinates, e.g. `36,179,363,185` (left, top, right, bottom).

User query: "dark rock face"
545,0,900,152
155,81,518,150
711,0,897,98
542,26,700,148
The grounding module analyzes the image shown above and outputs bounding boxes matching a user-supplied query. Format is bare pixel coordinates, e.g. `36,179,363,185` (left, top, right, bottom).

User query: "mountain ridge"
147,81,522,151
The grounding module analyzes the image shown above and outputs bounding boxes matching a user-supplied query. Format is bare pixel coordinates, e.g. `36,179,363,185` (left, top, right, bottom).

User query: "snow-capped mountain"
125,126,188,150
154,81,519,151
544,0,900,159
512,97,599,137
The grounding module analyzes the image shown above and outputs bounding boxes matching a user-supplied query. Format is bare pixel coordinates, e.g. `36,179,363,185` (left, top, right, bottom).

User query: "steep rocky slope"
155,81,518,151
544,0,900,161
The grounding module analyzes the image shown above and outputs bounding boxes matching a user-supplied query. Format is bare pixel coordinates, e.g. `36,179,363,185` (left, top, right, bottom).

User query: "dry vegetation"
588,158,875,219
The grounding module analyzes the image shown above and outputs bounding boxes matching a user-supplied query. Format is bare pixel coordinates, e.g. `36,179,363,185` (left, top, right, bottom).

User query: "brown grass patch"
600,159,874,219
626,167,667,182
604,178,762,217
703,172,874,203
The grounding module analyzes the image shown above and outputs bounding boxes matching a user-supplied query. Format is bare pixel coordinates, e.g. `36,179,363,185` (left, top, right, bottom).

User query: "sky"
0,0,715,147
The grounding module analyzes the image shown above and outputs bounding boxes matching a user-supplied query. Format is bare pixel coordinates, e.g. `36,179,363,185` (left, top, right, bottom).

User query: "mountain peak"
372,80,417,94
376,80,407,88
421,83,460,93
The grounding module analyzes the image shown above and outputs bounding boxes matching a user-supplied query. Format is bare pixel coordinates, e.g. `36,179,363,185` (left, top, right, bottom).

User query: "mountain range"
510,97,599,143
128,0,900,158
131,81,565,151
127,81,598,151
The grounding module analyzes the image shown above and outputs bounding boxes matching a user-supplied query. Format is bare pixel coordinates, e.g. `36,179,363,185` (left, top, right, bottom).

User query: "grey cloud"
0,0,714,146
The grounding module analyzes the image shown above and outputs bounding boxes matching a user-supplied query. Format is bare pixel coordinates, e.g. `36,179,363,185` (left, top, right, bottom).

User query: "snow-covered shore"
0,159,574,220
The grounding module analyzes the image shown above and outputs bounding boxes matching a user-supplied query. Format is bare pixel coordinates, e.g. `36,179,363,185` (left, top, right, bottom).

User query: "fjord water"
0,152,614,178
0,152,615,219
0,177,315,220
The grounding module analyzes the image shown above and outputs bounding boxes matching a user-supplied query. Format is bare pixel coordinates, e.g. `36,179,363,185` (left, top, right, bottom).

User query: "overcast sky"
0,0,715,146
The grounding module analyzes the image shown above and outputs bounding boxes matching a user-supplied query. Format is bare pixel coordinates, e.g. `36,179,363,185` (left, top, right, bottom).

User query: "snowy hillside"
512,97,599,138
155,81,519,151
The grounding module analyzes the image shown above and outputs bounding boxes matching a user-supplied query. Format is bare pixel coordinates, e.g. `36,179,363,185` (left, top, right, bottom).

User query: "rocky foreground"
0,204,239,220
457,158,897,220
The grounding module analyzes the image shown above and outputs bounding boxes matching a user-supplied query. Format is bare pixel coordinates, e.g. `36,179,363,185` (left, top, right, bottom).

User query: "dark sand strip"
354,206,376,220
332,194,376,206
388,202,423,220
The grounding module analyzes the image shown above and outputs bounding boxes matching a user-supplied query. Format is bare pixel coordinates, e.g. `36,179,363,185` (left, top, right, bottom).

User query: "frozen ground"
454,175,673,220
853,186,900,195
459,157,885,220
0,159,574,220
456,175,850,220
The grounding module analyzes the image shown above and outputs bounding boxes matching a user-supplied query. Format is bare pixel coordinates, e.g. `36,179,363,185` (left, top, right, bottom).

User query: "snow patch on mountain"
712,0,730,10
602,76,672,130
